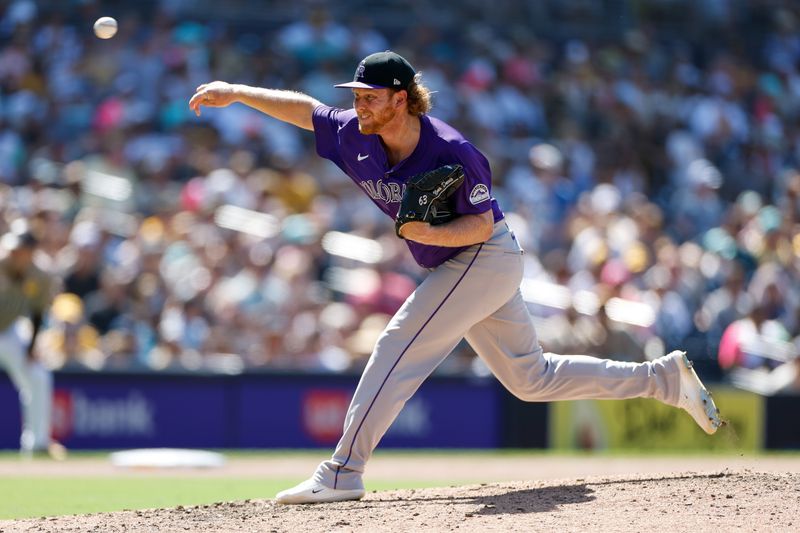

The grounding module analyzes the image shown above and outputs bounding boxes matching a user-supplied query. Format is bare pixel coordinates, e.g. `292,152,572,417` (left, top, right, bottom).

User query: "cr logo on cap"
356,63,366,79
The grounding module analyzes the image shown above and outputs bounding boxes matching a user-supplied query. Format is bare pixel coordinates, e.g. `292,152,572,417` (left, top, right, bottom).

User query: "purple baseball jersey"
312,104,504,268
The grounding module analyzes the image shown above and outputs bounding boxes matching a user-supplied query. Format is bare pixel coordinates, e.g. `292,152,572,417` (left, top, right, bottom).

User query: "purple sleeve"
311,104,345,162
450,142,494,215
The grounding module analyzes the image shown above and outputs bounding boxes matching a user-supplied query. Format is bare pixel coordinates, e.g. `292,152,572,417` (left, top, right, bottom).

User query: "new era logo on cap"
335,51,416,90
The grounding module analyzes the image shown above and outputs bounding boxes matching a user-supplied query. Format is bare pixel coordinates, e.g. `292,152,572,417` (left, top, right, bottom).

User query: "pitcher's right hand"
189,81,239,116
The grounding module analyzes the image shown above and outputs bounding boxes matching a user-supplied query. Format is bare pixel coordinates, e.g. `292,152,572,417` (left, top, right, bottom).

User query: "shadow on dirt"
470,484,596,515
365,472,734,516
368,483,596,515
466,471,731,515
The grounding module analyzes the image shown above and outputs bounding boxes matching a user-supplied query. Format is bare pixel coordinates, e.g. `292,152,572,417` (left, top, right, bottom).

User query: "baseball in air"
93,17,118,39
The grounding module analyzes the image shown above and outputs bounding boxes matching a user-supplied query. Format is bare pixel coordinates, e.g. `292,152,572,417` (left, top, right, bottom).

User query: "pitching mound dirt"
2,470,797,532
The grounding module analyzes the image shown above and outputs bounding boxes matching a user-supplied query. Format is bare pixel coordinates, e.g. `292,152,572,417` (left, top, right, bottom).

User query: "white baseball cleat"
275,478,365,505
668,350,723,435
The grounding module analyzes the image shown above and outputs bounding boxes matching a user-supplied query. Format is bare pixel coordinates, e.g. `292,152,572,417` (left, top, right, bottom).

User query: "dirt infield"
1,469,797,532
3,454,800,532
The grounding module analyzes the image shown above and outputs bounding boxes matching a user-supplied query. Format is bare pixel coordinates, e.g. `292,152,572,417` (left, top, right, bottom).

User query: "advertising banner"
765,395,800,448
549,387,764,451
50,374,234,449
237,375,499,448
0,376,19,446
0,372,499,449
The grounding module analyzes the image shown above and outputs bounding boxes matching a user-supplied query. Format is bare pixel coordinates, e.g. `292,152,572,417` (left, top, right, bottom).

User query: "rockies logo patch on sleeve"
469,184,490,205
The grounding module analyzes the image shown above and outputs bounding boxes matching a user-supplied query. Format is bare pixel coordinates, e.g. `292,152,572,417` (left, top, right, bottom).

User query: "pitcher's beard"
357,106,397,135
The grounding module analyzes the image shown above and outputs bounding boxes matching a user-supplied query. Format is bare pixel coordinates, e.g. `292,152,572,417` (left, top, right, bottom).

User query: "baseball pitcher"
189,50,722,504
0,228,65,459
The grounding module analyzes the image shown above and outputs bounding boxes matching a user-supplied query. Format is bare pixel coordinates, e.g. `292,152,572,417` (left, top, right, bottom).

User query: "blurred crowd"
0,0,798,391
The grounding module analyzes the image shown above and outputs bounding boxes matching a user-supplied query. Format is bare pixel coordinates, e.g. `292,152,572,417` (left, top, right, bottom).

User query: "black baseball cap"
335,51,416,90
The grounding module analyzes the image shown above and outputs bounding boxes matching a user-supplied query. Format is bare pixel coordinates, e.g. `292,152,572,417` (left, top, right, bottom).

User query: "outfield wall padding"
0,371,795,450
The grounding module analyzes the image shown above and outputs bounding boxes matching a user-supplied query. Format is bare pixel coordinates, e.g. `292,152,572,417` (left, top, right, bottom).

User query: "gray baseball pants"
0,320,54,452
314,222,681,490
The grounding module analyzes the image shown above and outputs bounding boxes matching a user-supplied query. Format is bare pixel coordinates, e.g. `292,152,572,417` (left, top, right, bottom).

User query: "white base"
109,448,226,469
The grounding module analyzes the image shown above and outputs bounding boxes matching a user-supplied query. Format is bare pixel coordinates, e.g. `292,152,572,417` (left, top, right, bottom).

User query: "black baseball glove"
395,164,465,238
